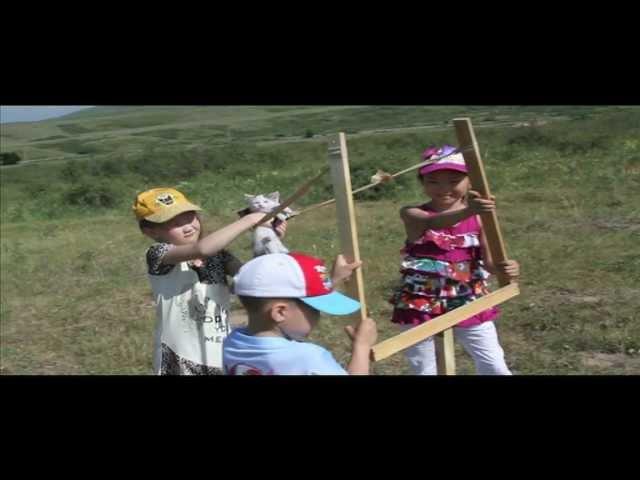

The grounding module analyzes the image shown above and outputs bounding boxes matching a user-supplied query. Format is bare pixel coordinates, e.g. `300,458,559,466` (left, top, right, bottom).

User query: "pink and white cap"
419,144,468,176
232,252,361,316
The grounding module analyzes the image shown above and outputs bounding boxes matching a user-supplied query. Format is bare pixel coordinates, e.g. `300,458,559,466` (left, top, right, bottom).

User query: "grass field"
1,106,639,375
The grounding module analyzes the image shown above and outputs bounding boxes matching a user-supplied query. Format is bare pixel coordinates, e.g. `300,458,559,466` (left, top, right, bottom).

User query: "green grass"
1,106,639,374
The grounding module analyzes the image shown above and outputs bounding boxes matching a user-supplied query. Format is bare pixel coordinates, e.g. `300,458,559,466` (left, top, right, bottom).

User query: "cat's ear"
244,194,255,200
266,191,280,202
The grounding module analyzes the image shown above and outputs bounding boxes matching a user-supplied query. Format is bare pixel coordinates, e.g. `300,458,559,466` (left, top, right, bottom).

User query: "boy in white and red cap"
223,252,377,375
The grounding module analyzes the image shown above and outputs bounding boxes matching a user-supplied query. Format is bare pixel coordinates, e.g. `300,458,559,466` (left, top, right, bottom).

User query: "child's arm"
400,191,496,242
345,318,378,375
479,221,520,280
331,254,376,374
344,316,378,375
162,212,266,265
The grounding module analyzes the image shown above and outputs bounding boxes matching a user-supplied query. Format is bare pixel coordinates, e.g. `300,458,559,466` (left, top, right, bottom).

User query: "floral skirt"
389,256,499,328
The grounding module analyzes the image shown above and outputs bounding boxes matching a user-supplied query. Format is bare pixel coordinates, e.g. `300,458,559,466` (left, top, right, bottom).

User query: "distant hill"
1,105,635,165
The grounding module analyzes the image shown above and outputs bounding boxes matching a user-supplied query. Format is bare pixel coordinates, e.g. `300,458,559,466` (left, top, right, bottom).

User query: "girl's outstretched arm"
401,191,497,242
400,206,473,242
162,212,266,265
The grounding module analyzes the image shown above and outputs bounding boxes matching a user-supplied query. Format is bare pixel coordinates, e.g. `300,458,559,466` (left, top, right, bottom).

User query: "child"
389,145,520,375
133,187,285,375
223,252,378,375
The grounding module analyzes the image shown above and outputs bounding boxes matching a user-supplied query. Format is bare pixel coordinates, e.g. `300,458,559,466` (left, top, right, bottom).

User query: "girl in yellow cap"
133,187,285,375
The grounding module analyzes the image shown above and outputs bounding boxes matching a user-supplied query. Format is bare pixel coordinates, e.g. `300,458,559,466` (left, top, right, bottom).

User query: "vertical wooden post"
328,133,367,320
435,329,456,375
453,118,511,287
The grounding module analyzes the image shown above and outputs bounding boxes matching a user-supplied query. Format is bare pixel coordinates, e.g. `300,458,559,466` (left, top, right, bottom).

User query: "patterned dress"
146,243,238,375
390,205,499,328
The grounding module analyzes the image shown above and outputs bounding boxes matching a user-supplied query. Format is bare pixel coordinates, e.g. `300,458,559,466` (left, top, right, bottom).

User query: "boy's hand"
274,219,287,238
344,316,378,348
331,254,362,285
498,259,520,280
467,191,496,215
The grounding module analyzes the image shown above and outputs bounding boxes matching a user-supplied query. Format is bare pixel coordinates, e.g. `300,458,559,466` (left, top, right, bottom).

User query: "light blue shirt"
223,328,348,375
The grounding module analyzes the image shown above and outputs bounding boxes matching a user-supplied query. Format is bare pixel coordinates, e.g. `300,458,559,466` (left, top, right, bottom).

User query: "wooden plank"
453,118,510,286
256,168,328,226
328,133,367,320
299,147,473,216
435,329,456,375
371,283,519,362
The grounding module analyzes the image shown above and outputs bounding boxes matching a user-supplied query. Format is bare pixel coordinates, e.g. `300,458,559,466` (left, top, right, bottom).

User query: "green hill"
3,105,634,164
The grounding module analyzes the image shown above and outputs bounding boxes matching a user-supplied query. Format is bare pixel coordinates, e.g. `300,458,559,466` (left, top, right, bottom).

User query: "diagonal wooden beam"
372,283,520,362
256,168,328,226
454,118,511,286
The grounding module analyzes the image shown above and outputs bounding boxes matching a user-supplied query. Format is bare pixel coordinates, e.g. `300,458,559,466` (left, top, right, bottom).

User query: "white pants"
400,321,512,375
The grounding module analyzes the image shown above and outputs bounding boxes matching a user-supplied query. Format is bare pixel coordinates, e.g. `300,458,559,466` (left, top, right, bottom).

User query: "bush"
60,160,89,183
180,153,206,178
26,180,54,197
40,139,101,155
0,152,22,165
128,148,208,183
95,157,127,177
63,179,120,209
506,127,550,147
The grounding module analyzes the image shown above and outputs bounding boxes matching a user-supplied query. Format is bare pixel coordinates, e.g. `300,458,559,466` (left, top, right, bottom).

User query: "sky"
0,106,94,124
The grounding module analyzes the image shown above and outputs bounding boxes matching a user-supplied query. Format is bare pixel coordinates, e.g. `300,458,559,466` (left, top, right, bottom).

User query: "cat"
242,192,297,257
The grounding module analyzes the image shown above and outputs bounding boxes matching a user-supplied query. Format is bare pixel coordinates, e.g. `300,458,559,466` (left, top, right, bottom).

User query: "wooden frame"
326,119,519,370
328,133,368,321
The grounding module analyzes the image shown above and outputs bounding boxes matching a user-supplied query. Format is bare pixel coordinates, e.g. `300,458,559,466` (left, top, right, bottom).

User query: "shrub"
60,160,89,182
95,157,127,177
0,152,21,165
63,179,120,208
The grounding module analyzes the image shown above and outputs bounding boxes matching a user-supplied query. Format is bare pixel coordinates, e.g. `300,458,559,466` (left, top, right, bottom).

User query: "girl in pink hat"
389,145,520,375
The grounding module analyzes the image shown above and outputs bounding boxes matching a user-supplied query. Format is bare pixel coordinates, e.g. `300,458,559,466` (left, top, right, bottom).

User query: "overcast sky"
0,106,94,124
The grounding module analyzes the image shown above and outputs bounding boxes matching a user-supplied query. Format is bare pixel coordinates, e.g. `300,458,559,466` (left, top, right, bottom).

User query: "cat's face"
245,192,280,213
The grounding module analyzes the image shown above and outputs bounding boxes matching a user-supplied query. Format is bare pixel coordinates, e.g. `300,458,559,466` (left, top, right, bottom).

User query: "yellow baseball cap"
133,188,202,223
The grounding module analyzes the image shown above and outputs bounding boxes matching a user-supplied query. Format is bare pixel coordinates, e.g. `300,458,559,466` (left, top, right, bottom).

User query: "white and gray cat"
243,192,297,257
